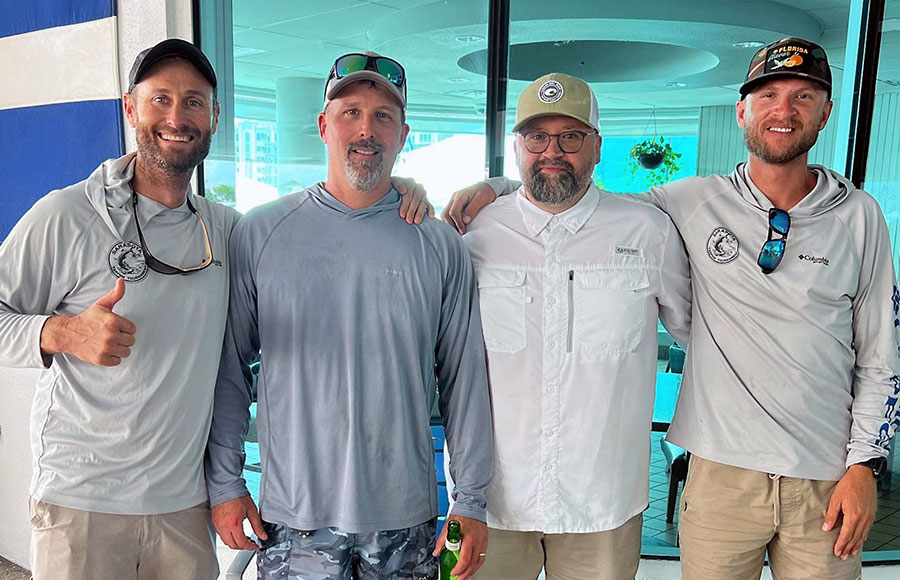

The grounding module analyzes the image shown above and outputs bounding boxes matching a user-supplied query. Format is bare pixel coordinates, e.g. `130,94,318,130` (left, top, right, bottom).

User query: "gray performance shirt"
0,153,237,514
206,183,493,532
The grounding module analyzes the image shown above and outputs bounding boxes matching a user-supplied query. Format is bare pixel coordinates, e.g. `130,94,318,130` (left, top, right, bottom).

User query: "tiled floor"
644,431,900,554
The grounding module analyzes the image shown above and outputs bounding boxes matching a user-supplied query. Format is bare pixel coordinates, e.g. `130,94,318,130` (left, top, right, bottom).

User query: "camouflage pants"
257,518,438,580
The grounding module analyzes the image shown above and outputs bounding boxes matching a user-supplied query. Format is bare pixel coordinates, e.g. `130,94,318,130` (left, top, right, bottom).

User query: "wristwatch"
854,457,888,480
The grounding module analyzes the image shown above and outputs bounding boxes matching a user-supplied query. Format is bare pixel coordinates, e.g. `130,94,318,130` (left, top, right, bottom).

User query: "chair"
666,343,685,374
660,440,689,524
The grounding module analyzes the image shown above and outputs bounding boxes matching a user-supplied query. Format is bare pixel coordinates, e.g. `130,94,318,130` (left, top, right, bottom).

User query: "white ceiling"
228,0,900,132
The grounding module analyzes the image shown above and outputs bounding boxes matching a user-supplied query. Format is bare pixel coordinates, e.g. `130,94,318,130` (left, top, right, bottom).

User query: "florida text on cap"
739,37,832,98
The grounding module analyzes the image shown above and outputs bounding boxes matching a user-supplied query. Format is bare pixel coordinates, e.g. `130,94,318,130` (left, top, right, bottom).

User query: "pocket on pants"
29,498,53,531
477,268,527,354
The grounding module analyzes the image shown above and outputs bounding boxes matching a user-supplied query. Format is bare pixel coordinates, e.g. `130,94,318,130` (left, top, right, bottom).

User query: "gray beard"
345,139,386,191
345,157,383,191
524,161,592,206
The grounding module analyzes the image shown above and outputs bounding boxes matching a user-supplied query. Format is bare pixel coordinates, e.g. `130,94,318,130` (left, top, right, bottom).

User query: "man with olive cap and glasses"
439,37,899,579
448,72,690,580
0,39,236,579
205,52,493,580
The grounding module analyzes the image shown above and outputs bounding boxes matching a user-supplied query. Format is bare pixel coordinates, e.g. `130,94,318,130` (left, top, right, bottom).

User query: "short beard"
345,138,385,191
744,122,819,165
524,159,593,206
136,123,211,176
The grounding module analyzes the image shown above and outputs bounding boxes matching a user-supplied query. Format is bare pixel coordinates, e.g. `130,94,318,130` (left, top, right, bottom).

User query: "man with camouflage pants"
205,52,493,579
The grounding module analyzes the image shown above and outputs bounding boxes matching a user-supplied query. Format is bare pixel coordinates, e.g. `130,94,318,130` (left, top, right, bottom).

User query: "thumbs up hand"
40,278,138,366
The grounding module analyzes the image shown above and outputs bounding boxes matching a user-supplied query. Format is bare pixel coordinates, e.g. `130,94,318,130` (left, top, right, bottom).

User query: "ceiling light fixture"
449,89,486,98
665,81,687,88
733,41,765,48
447,78,469,84
455,35,484,43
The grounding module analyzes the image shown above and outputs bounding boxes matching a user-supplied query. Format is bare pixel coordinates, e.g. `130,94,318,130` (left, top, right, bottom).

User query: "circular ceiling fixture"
458,40,718,83
733,41,765,48
455,34,484,43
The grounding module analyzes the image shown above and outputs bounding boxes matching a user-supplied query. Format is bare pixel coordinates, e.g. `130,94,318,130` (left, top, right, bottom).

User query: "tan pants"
679,456,862,580
474,513,642,580
29,498,218,580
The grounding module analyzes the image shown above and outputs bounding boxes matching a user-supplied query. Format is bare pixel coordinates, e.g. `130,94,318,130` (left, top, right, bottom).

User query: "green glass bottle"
439,519,462,580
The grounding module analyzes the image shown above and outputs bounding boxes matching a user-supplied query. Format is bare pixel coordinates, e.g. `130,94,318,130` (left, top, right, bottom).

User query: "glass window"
861,0,900,560
202,0,899,562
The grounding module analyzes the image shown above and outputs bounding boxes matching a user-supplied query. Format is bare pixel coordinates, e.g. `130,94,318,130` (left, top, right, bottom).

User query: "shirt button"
548,297,556,304
546,430,554,437
547,386,555,393
544,464,553,471
548,341,556,348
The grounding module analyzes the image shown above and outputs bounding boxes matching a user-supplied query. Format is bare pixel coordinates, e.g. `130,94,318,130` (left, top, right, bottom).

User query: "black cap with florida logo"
739,37,832,99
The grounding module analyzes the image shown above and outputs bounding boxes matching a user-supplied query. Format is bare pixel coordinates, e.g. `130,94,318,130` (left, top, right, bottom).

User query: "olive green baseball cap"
513,73,600,133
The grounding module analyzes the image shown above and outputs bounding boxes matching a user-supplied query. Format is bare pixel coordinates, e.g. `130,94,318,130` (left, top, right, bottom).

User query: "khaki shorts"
679,456,862,580
29,498,218,580
474,513,642,580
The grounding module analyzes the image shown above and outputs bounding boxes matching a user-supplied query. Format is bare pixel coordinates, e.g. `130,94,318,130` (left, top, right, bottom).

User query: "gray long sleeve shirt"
205,184,493,532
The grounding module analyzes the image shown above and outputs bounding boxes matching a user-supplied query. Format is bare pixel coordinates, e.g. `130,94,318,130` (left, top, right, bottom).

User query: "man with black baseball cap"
0,38,236,579
440,36,898,579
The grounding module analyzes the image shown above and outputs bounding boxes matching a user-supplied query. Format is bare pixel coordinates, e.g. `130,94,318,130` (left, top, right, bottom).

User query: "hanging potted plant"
627,135,683,186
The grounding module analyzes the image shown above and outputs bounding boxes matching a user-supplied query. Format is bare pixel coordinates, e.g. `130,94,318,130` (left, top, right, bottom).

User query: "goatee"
344,138,385,191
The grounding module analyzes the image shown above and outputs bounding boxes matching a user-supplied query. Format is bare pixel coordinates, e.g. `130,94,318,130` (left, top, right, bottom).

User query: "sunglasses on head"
327,53,406,98
757,208,790,275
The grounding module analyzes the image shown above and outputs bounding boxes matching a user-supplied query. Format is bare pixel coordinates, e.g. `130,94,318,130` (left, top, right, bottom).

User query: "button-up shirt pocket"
574,269,650,357
476,268,527,354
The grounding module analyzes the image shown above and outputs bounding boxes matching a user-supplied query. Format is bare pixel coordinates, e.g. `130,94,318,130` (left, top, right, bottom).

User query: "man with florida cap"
440,37,899,579
452,72,690,580
0,39,235,579
205,51,493,580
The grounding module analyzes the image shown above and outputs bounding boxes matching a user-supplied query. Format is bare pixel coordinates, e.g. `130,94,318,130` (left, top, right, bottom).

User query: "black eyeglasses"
132,191,213,275
326,53,406,100
757,208,790,274
519,130,597,154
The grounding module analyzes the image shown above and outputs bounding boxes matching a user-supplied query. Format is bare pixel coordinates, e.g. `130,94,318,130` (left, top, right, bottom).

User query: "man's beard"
345,138,385,191
744,120,820,165
523,159,593,206
136,123,211,175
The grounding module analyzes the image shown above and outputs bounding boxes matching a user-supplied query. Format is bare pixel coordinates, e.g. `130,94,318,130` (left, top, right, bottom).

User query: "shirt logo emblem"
707,227,739,264
108,241,148,282
538,80,564,103
797,254,829,266
615,246,643,258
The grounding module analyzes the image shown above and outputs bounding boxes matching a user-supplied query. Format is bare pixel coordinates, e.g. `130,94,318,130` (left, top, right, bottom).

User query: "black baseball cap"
128,39,217,94
739,37,832,99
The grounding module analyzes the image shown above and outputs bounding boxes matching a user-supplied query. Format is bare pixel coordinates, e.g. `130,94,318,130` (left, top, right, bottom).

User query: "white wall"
0,0,193,568
0,368,39,568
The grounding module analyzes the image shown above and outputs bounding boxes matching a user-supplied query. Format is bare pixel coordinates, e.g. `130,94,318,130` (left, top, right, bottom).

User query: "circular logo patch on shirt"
538,80,564,103
108,241,148,282
706,227,739,264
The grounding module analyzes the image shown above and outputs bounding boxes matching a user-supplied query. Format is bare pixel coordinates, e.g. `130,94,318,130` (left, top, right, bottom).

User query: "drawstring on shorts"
769,473,782,529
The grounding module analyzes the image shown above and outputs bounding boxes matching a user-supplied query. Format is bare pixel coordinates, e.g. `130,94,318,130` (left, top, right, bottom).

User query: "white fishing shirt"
460,185,691,533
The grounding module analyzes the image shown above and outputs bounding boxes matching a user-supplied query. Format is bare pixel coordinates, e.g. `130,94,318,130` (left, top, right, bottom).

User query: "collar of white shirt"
515,183,602,238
